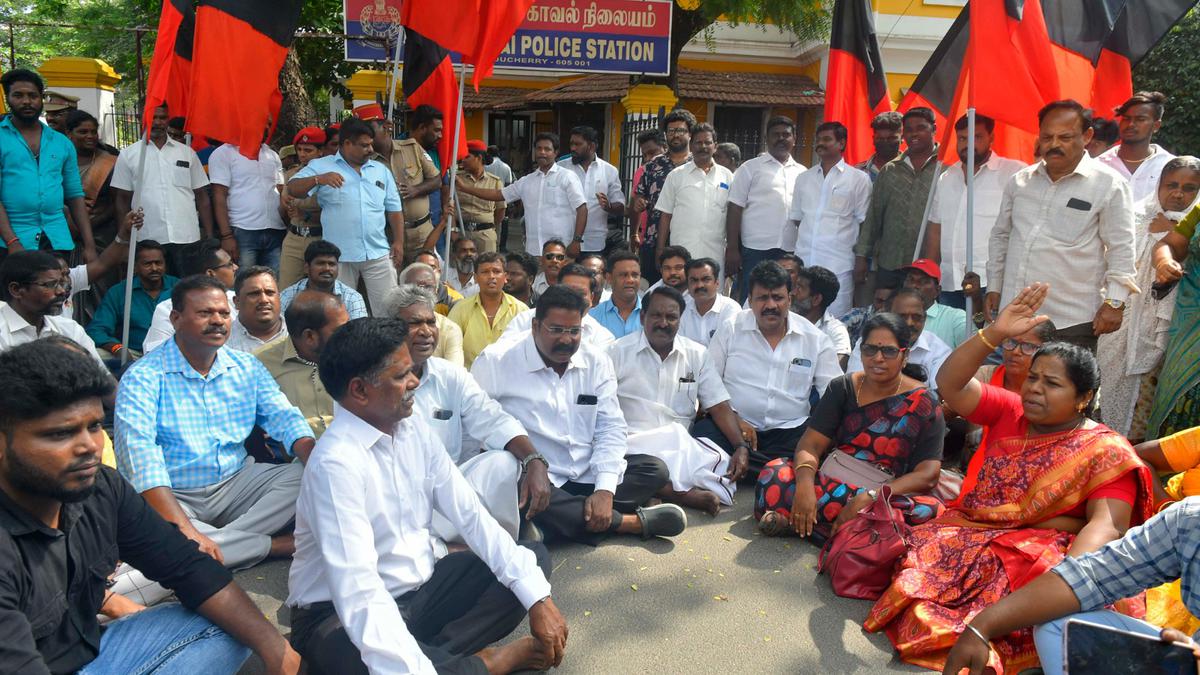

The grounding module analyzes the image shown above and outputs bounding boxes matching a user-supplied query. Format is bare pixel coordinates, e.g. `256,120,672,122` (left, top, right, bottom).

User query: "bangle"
964,623,990,645
219,232,234,241
977,328,998,351
108,344,123,355
4,235,18,247
795,462,817,473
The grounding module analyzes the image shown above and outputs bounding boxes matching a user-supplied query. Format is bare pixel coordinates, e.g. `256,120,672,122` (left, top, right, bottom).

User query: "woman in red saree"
864,284,1154,674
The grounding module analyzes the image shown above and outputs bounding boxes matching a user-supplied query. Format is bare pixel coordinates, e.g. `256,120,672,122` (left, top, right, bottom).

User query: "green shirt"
854,148,940,270
925,301,967,348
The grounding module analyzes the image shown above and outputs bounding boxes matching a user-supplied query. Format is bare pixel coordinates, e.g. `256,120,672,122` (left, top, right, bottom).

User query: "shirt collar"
0,302,34,334
518,332,589,373
1036,152,1098,181
604,294,641,314
0,484,61,537
632,328,679,361
818,159,848,176
329,402,393,450
160,337,235,378
763,153,800,168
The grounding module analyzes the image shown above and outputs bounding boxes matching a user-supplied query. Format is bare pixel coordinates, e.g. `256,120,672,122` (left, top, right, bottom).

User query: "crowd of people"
3,59,1200,675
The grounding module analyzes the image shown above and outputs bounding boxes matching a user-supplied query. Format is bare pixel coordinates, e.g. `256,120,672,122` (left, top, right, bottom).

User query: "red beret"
293,127,327,147
467,139,487,153
353,103,385,121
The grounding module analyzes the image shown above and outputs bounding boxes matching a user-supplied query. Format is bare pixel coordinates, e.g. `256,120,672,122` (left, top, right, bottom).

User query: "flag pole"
912,158,943,261
964,12,979,337
443,60,468,263
120,125,151,366
386,28,404,124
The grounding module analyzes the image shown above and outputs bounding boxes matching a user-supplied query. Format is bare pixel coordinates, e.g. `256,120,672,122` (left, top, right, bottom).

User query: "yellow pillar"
619,83,678,115
344,69,394,108
38,57,121,142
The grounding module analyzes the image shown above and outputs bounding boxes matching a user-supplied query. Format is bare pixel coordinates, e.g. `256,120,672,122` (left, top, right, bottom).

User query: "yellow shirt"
254,338,334,438
448,292,527,367
434,312,465,367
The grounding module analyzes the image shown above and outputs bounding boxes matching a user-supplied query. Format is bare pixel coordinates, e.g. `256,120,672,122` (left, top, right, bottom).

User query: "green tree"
1134,7,1200,155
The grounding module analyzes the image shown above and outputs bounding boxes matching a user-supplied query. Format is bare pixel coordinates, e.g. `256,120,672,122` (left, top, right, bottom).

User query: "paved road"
235,495,926,674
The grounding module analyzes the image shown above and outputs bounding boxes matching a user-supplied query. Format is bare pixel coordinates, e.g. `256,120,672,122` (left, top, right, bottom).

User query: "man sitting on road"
0,251,104,366
847,287,952,392
278,240,367,320
679,257,740,347
226,266,288,353
609,286,752,515
115,275,315,571
142,238,239,353
286,318,568,675
792,265,853,370
448,250,527,367
694,261,841,475
389,275,464,366
472,286,687,544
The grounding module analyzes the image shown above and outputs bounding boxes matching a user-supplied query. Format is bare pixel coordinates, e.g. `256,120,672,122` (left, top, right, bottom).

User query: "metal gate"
618,106,664,199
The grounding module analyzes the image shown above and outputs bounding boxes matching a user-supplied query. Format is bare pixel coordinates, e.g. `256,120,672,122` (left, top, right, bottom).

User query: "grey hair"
1162,155,1200,177
399,262,436,284
385,283,436,317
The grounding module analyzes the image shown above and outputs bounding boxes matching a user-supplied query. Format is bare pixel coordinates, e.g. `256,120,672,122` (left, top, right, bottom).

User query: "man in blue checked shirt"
943,497,1200,675
115,275,315,571
277,239,367,319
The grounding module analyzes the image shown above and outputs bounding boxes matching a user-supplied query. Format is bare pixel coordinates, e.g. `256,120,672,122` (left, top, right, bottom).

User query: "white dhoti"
432,450,522,545
626,423,736,505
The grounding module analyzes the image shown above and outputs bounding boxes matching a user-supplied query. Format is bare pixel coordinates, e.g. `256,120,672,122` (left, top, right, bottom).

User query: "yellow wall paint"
679,98,707,123
465,111,484,141
886,72,918,105
874,0,962,20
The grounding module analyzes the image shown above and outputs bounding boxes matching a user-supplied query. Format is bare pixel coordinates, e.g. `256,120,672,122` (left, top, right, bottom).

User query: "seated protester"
693,261,842,476
864,283,1153,673
0,250,104,366
61,208,142,320
448,251,528,367
256,290,350,438
532,239,568,297
472,286,687,544
841,282,898,346
392,285,545,542
609,286,752,516
577,252,611,305
278,240,367,320
847,288,952,393
446,236,480,297
501,262,616,348
755,313,945,539
793,265,852,370
679,257,740,347
115,275,316,571
739,253,806,312
0,340,301,674
414,248,463,314
286,318,568,675
226,266,287,353
944,497,1200,675
504,250,539,307
1137,426,1200,504
387,281,464,367
903,258,968,347
590,250,643,339
86,239,177,359
643,245,691,298
143,238,239,353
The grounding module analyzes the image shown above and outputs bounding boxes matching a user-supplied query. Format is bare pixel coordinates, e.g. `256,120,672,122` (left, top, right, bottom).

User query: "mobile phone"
1064,618,1198,674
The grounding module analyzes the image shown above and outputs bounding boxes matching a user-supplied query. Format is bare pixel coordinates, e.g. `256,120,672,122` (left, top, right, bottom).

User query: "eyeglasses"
543,325,582,336
24,279,68,291
1001,338,1040,355
543,253,567,261
212,260,237,270
861,344,905,359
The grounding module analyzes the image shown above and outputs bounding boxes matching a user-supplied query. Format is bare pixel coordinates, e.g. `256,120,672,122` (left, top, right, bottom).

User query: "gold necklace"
1022,416,1086,452
855,371,904,402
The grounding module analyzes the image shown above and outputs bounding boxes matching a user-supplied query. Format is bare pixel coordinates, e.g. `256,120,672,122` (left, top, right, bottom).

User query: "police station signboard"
344,0,673,76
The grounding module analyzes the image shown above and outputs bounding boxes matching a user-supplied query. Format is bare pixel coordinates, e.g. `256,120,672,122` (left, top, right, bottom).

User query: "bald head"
286,289,350,362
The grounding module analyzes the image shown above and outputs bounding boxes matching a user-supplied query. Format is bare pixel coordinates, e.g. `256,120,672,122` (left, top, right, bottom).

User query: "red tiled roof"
463,86,533,110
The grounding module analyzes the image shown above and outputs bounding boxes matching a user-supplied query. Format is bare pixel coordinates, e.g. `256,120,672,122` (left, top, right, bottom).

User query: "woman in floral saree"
864,284,1154,673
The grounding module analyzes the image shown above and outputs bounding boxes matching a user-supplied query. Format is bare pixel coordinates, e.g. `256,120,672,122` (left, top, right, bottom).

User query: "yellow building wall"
874,0,961,19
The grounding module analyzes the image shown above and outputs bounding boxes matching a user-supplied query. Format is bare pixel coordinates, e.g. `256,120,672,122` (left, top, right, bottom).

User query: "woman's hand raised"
991,283,1051,339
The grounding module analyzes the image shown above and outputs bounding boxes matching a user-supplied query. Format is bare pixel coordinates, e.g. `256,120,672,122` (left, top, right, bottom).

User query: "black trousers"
290,542,551,675
691,419,807,479
532,454,668,545
1056,321,1099,354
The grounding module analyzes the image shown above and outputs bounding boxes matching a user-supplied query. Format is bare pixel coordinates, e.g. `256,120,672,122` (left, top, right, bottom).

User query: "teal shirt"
87,275,179,352
925,301,968,348
0,117,84,250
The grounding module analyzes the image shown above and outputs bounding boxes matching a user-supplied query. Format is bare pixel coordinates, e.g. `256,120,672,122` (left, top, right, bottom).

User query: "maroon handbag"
817,485,910,600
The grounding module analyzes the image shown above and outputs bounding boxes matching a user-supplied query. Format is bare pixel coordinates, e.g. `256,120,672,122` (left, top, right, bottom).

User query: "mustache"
203,326,227,335
1044,148,1065,157
551,344,576,353
760,308,780,316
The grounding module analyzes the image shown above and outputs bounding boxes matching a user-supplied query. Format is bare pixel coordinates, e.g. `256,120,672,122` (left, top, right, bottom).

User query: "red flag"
403,27,468,170
969,0,1060,135
825,0,892,165
185,0,302,158
400,0,536,88
1086,0,1194,115
143,0,195,128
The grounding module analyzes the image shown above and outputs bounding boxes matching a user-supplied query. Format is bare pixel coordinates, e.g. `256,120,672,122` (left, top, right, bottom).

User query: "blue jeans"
735,247,786,303
78,603,250,675
1033,610,1163,675
233,227,285,272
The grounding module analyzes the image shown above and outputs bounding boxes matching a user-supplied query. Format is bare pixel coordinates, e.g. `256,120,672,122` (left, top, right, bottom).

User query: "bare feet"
269,533,295,558
476,636,548,674
671,488,721,516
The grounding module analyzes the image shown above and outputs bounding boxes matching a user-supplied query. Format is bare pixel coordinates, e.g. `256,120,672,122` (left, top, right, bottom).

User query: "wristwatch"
1103,298,1126,310
521,452,550,472
866,489,878,500
572,235,584,243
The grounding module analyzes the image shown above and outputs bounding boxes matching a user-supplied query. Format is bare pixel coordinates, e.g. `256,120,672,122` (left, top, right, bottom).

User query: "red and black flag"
185,0,303,158
401,0,536,88
825,0,892,165
143,0,195,128
1084,0,1194,116
897,6,969,137
402,27,468,170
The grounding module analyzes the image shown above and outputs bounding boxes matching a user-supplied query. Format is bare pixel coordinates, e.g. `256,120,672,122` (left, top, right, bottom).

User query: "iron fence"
618,106,663,198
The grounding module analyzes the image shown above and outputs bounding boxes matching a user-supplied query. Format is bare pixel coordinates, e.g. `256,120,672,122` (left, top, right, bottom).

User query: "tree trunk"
272,48,315,148
664,7,711,93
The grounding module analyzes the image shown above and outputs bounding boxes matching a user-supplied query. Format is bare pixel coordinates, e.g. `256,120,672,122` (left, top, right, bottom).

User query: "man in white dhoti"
609,285,752,515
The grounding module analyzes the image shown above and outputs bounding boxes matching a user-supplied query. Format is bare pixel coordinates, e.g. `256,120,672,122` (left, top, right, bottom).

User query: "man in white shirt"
679,257,739,346
609,286,751,516
530,239,567,298
847,288,951,391
1095,91,1175,202
501,262,615,349
695,261,841,474
110,103,214,275
558,125,625,256
143,240,239,353
472,286,687,544
0,251,103,366
793,265,852,370
726,116,805,302
923,114,1026,309
655,122,733,273
457,132,587,257
447,236,480,297
987,100,1138,353
286,318,568,675
225,266,287,353
788,121,871,317
208,142,287,270
643,245,691,299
